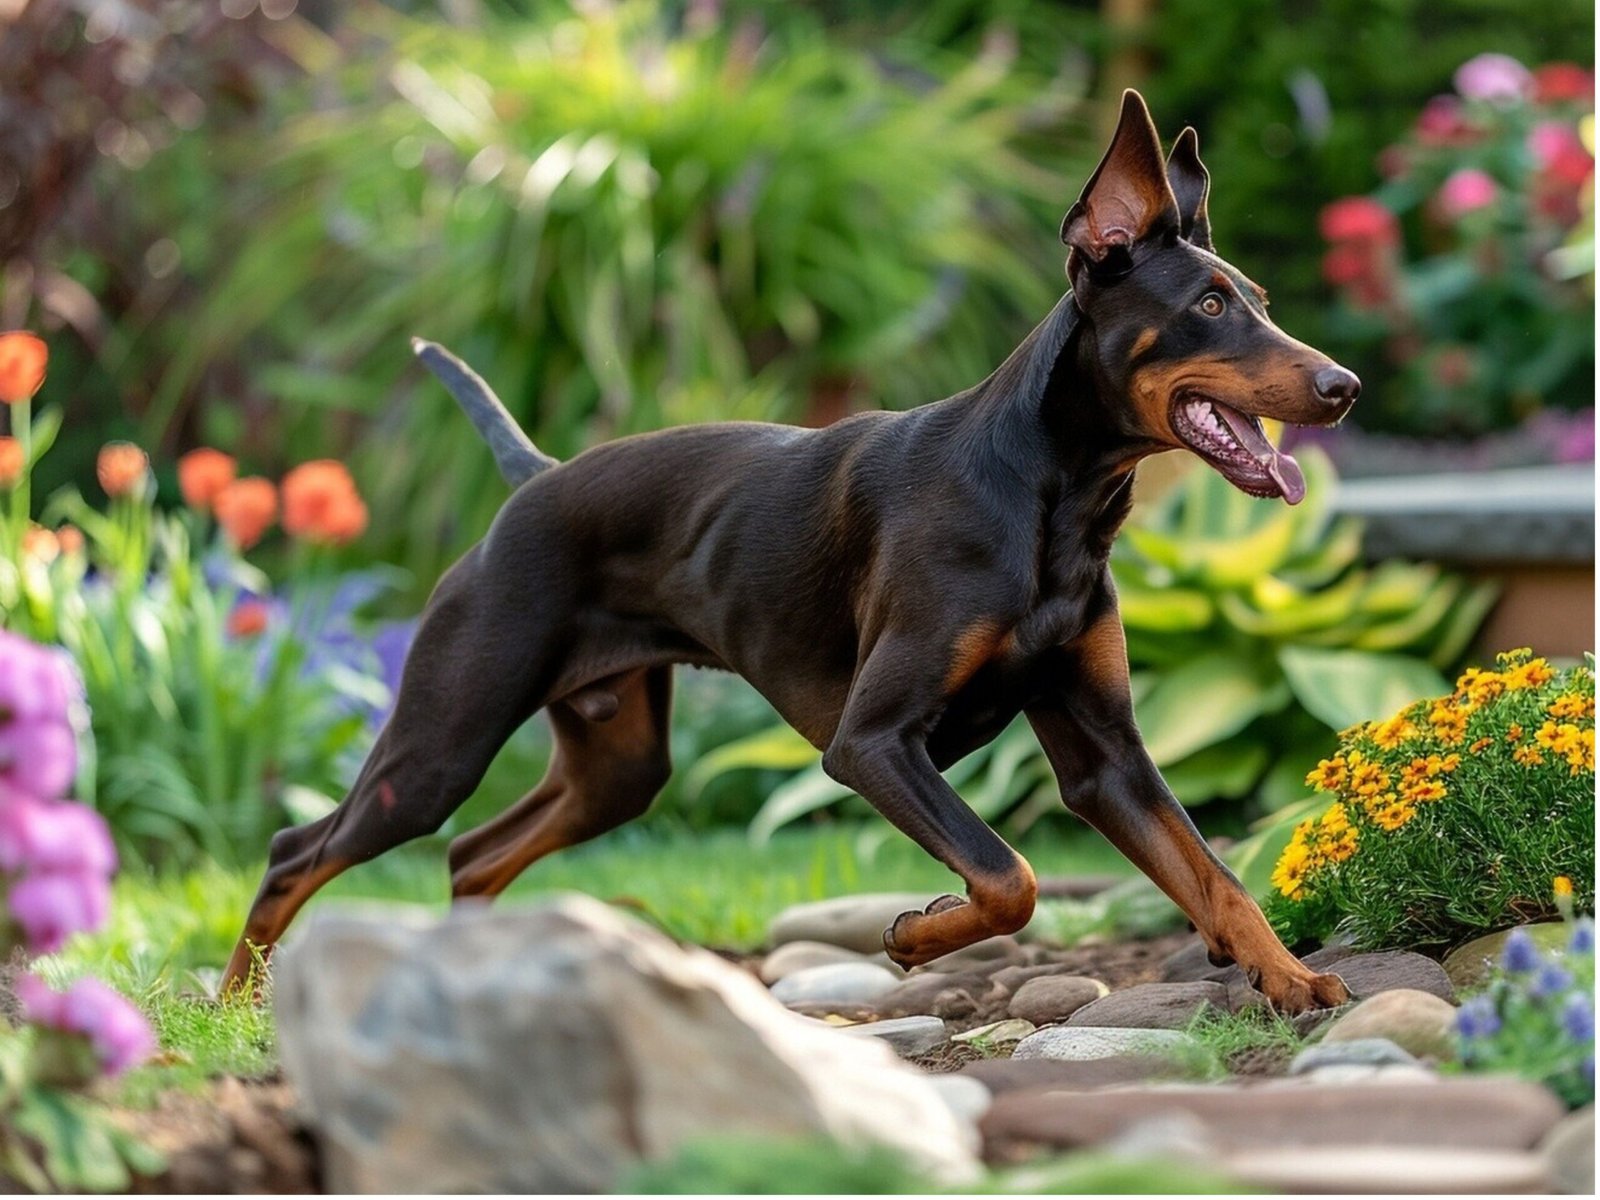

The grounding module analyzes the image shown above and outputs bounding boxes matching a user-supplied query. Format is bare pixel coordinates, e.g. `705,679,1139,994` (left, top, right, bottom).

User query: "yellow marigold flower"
1370,713,1419,749
1512,743,1545,767
1402,778,1447,804
1503,657,1555,691
1454,666,1505,706
1321,828,1359,863
1547,693,1593,720
1555,875,1575,898
1536,721,1582,757
1566,728,1595,776
1437,753,1460,773
1305,756,1348,792
1507,723,1524,742
1369,796,1417,831
1350,761,1389,797
1428,703,1468,745
1468,737,1493,755
1272,836,1314,899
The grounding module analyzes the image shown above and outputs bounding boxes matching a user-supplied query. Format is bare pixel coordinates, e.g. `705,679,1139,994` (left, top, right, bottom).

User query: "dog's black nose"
1314,365,1361,403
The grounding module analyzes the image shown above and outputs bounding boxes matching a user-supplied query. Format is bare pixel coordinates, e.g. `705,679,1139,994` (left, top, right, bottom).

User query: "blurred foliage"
1316,62,1593,436
67,0,1089,582
693,449,1496,837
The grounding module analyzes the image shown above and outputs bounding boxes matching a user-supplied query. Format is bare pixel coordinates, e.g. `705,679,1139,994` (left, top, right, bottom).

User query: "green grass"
1175,1005,1308,1080
42,822,1132,1105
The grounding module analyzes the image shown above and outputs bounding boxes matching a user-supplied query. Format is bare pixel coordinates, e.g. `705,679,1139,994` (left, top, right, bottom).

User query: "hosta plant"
1265,649,1595,949
1455,919,1594,1109
698,449,1495,839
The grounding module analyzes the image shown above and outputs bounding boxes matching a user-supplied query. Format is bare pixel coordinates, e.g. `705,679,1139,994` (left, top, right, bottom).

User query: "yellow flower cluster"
1273,649,1594,900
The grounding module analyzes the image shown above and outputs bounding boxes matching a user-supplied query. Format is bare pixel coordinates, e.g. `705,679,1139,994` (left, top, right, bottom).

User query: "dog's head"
1062,90,1358,504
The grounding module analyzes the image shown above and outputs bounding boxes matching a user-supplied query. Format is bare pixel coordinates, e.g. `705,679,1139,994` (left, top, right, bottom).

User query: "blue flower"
1501,927,1539,973
1571,920,1595,956
1562,994,1595,1044
1456,995,1502,1040
1530,963,1575,1000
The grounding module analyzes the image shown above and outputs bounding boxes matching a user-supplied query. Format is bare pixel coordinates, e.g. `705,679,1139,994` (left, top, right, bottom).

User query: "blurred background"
0,0,1592,875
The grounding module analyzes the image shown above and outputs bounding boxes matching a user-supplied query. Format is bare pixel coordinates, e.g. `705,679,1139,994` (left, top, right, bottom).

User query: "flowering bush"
0,629,160,1191
1456,919,1594,1108
1319,54,1594,437
1266,649,1595,948
0,332,408,867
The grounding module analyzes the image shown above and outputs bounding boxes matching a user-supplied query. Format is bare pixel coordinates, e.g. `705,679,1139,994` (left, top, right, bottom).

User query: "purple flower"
1501,927,1539,973
0,633,82,803
1456,995,1502,1039
8,870,110,954
1530,963,1574,1000
0,797,116,877
17,974,154,1077
1563,994,1595,1043
1455,53,1532,102
1570,920,1594,955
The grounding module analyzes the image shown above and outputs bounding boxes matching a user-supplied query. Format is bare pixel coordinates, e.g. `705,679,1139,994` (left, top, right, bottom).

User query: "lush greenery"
1266,650,1595,949
696,449,1494,836
1317,55,1594,436
1455,920,1595,1108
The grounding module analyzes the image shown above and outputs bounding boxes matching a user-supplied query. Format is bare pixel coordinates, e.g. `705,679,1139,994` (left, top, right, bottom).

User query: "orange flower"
178,448,237,510
0,436,21,487
226,600,272,639
20,524,58,563
96,442,149,499
213,477,278,549
0,332,47,404
282,460,368,545
56,524,84,556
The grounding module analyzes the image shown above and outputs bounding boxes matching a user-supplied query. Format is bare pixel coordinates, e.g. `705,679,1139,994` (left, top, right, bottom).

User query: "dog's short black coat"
224,90,1359,1011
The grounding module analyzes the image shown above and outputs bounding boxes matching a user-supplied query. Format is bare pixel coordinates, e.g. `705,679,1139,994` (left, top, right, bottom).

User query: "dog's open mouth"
1170,395,1307,505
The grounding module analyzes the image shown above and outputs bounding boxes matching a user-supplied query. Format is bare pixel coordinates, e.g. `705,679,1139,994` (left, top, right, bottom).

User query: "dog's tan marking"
1074,608,1132,696
1130,328,1159,360
944,620,1009,694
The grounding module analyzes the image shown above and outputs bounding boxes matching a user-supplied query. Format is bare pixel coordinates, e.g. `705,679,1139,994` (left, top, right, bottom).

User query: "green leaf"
748,765,855,844
1277,645,1449,731
682,725,820,798
1229,794,1326,900
1162,739,1271,806
1134,653,1282,766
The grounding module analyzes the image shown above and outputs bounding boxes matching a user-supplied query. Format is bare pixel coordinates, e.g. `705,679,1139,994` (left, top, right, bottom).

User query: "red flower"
0,333,46,405
281,460,369,546
226,600,272,639
178,448,237,510
0,436,21,488
1533,63,1594,105
1319,196,1399,247
213,477,278,550
1414,95,1479,147
95,443,149,499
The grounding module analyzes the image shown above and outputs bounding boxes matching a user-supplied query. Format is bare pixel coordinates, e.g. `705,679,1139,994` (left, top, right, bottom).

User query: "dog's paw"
1259,968,1350,1014
924,893,967,916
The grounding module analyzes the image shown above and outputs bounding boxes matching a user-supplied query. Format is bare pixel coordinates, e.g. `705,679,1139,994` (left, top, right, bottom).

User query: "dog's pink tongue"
1217,405,1307,505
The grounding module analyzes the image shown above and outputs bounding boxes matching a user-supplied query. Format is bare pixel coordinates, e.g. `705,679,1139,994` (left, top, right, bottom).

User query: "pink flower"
1455,53,1532,103
1437,168,1498,218
1319,196,1400,246
0,797,116,877
0,717,77,803
0,632,79,724
0,633,81,803
1529,121,1595,188
1415,95,1478,146
18,975,155,1077
9,870,110,954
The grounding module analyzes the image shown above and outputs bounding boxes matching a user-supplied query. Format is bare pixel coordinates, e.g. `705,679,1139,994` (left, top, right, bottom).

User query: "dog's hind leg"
447,667,673,900
219,547,560,995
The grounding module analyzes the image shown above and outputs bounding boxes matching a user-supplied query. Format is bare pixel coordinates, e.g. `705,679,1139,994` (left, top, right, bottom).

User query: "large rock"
980,1078,1563,1152
1012,1025,1202,1064
1541,1105,1595,1195
958,1054,1186,1095
1063,982,1230,1029
758,941,898,984
872,972,995,1020
844,1016,948,1058
1320,988,1459,1061
1444,923,1572,992
768,962,901,1007
1321,951,1456,1002
276,898,979,1192
1289,1038,1421,1075
767,893,933,954
1007,976,1106,1025
1225,1146,1548,1194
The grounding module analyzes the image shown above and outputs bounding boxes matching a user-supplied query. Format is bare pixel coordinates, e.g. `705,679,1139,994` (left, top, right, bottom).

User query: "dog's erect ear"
1166,126,1212,251
1061,90,1180,267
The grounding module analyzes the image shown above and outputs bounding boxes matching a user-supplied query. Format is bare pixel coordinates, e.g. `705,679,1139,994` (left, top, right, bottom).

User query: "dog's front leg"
822,632,1038,967
1028,609,1349,1014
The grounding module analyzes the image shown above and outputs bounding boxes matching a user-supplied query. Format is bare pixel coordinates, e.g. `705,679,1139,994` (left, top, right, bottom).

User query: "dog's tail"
411,337,558,487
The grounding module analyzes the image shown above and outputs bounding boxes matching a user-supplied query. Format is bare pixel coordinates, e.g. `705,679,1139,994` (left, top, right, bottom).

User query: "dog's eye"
1198,292,1227,318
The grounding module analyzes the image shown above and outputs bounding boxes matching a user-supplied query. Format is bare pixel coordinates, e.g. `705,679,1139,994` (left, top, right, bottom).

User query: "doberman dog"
222,90,1358,1012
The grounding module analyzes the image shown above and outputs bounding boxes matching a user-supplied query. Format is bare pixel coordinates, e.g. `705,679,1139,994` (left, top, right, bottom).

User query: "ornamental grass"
1267,649,1595,949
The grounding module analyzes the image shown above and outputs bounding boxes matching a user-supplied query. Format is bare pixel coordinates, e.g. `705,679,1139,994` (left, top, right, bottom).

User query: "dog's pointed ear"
1061,89,1180,267
1166,126,1212,251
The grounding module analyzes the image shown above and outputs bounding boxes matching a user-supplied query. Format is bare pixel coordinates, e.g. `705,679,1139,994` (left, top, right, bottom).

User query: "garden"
1,0,1595,1192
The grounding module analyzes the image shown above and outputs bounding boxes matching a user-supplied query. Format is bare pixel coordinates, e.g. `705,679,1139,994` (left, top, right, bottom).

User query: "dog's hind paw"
923,893,967,916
